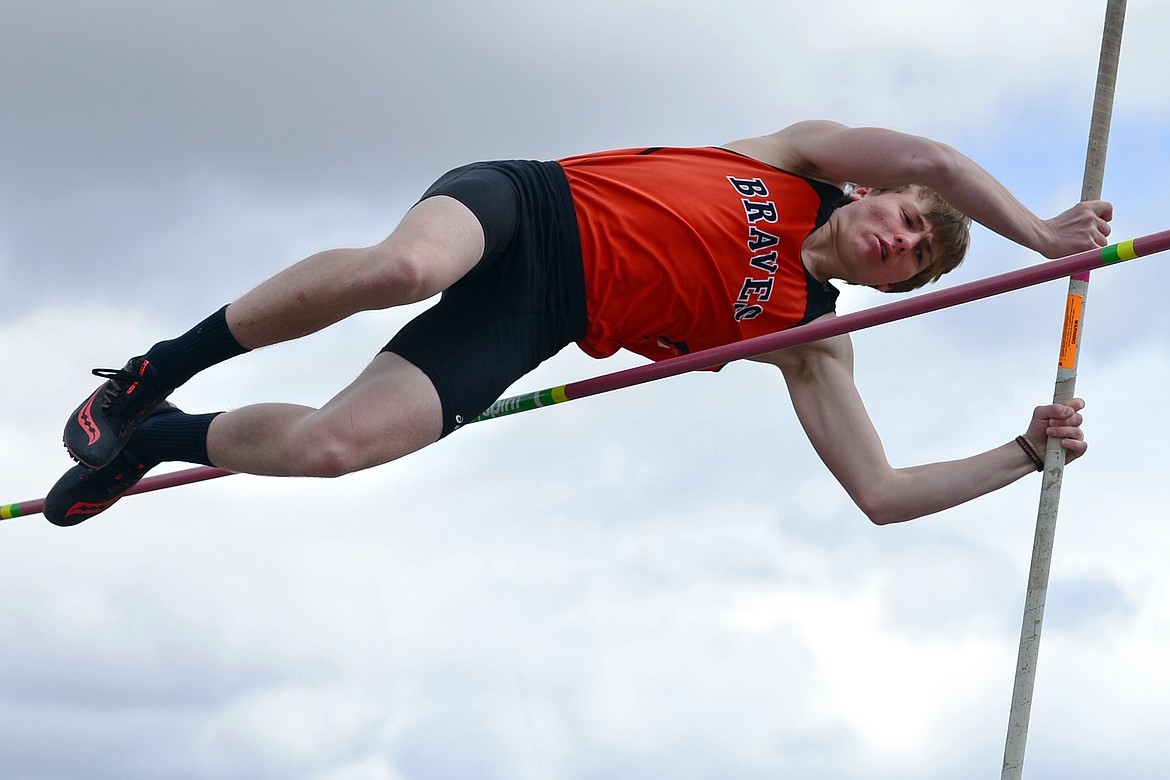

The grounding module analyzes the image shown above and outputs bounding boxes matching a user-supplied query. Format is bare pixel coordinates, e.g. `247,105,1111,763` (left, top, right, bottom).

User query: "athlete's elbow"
915,140,963,191
851,485,911,526
857,499,901,526
864,505,911,526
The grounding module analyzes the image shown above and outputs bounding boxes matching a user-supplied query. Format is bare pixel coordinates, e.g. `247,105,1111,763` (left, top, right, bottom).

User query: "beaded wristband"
1015,436,1045,472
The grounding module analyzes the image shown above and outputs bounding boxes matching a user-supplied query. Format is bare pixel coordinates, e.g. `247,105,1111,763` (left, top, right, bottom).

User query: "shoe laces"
92,365,144,389
91,363,157,419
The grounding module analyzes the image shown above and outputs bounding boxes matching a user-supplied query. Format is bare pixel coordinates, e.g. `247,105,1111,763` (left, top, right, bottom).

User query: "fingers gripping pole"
1002,2,1127,778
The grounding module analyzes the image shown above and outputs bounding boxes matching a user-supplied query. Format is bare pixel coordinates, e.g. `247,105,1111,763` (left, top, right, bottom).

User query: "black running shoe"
43,446,158,526
64,356,170,469
46,402,179,526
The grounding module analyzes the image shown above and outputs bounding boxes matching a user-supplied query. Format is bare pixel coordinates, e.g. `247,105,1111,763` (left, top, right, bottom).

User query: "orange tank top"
559,146,841,362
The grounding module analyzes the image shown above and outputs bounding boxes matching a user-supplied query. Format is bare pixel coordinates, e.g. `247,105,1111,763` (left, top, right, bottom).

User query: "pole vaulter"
4,226,1168,522
1002,2,1127,777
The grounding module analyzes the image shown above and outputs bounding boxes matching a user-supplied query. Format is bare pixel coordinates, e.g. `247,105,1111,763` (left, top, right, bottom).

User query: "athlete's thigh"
310,351,444,467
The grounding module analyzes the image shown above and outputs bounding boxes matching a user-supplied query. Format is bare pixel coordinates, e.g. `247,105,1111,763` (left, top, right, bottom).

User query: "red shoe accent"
76,390,103,447
125,359,149,396
64,498,120,520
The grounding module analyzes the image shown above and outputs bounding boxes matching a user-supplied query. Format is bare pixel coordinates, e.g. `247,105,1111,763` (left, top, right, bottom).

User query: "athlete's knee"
358,198,485,307
354,240,436,306
286,420,377,478
289,439,355,478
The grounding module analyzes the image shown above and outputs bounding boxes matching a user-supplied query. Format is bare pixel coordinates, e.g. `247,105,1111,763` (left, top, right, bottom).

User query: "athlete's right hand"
1039,201,1113,258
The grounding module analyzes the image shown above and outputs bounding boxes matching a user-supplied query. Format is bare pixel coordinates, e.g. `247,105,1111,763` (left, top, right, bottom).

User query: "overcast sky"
2,2,1169,778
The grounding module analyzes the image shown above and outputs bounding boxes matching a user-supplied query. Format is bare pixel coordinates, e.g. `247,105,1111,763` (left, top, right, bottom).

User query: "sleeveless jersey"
558,146,842,362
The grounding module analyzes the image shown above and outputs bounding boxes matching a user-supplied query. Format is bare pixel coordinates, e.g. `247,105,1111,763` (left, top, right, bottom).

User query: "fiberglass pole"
1001,2,1127,777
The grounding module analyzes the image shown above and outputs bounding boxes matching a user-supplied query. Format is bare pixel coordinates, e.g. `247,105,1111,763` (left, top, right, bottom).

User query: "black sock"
143,305,249,390
128,409,222,467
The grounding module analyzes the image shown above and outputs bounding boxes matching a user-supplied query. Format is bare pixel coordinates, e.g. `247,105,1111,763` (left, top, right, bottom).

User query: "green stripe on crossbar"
1102,239,1137,265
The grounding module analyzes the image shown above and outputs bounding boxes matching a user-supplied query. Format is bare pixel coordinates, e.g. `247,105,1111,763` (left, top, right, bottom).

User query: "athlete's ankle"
128,408,222,467
143,305,249,390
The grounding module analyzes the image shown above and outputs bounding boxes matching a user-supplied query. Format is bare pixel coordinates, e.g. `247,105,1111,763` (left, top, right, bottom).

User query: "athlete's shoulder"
722,121,852,186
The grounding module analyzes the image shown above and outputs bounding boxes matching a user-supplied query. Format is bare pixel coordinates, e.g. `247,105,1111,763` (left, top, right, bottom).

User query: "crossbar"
4,229,1168,521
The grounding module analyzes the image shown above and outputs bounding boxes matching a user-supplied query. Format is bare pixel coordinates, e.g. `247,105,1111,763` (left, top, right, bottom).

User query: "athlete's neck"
801,222,837,284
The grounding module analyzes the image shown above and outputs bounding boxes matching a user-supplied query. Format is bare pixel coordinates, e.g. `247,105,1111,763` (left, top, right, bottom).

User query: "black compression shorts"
382,160,587,437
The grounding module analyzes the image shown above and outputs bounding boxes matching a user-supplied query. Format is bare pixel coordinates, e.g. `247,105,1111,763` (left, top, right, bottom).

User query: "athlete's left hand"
1023,398,1087,463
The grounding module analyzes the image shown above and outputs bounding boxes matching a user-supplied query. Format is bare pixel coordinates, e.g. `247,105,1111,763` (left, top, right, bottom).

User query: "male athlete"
45,120,1108,526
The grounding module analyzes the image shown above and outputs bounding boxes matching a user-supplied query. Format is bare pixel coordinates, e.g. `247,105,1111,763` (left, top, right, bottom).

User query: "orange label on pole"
1058,294,1084,369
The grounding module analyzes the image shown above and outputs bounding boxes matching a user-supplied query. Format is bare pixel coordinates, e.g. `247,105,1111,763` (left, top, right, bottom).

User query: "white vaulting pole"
1001,2,1127,778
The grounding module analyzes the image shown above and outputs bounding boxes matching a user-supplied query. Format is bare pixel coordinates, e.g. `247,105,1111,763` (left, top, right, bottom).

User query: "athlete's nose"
892,234,919,253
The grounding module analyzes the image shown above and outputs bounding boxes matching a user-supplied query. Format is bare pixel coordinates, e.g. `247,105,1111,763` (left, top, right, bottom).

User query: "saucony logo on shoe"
76,390,103,447
64,498,120,521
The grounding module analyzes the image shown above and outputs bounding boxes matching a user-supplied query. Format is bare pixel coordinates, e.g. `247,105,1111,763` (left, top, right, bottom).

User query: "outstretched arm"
724,120,1112,259
757,321,1087,525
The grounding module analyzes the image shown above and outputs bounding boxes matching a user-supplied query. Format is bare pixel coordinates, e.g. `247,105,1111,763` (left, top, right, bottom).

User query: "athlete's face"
831,188,936,290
